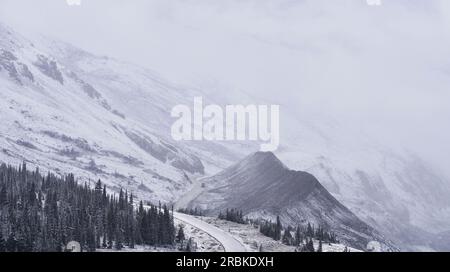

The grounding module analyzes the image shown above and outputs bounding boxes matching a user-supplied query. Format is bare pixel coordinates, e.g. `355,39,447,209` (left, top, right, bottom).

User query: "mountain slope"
1,21,450,250
275,114,450,250
186,152,393,250
0,23,213,203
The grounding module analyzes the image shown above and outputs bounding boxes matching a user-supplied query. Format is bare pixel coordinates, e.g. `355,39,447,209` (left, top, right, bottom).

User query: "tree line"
214,209,340,252
255,217,338,252
218,209,245,224
177,207,204,216
0,162,175,252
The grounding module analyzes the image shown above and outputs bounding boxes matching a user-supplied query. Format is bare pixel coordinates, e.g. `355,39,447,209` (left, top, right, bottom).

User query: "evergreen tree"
274,216,282,241
294,226,303,246
306,223,314,238
0,232,5,252
306,238,315,252
6,233,17,252
317,239,323,252
0,185,7,206
0,162,176,252
282,227,294,245
176,225,185,243
185,237,195,252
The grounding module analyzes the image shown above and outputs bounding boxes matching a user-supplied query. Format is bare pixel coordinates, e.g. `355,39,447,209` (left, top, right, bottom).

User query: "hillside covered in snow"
1,18,450,251
0,22,242,204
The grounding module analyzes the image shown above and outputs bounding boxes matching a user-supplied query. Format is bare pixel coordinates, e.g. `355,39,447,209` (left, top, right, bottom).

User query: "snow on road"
173,212,247,252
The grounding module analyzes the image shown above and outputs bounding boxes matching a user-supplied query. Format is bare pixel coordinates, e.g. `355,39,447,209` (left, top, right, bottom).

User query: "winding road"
173,212,247,252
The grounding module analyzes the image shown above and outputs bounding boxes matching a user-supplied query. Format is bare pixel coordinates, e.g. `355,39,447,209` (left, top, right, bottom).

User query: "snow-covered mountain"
274,113,450,250
185,151,393,250
0,22,236,203
1,21,449,251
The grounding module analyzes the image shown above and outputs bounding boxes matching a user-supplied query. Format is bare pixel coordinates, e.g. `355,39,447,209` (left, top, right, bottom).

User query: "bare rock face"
33,54,64,84
0,49,35,84
125,130,204,175
68,71,101,99
0,49,22,84
18,63,34,82
0,49,16,61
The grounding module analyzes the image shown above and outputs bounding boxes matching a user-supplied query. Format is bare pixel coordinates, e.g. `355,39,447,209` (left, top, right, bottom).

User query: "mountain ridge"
186,151,395,250
1,21,450,250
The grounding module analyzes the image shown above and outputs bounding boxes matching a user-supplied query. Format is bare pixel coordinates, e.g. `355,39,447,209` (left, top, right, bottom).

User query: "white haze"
1,0,449,176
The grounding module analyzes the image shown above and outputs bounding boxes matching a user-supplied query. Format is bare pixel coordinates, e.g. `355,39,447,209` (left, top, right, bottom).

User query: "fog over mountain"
2,0,449,173
1,0,450,251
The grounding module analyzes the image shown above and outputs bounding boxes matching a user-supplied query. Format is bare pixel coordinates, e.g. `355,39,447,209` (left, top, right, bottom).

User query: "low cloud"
1,0,449,174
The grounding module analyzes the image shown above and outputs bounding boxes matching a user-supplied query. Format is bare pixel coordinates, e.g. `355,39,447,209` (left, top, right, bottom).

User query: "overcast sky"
1,0,450,173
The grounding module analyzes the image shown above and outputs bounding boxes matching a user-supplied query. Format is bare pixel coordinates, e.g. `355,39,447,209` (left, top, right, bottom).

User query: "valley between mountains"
1,21,449,251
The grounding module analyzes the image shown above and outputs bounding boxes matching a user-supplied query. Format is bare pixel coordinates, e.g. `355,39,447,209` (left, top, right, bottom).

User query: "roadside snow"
201,217,362,252
173,212,247,252
176,220,224,252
